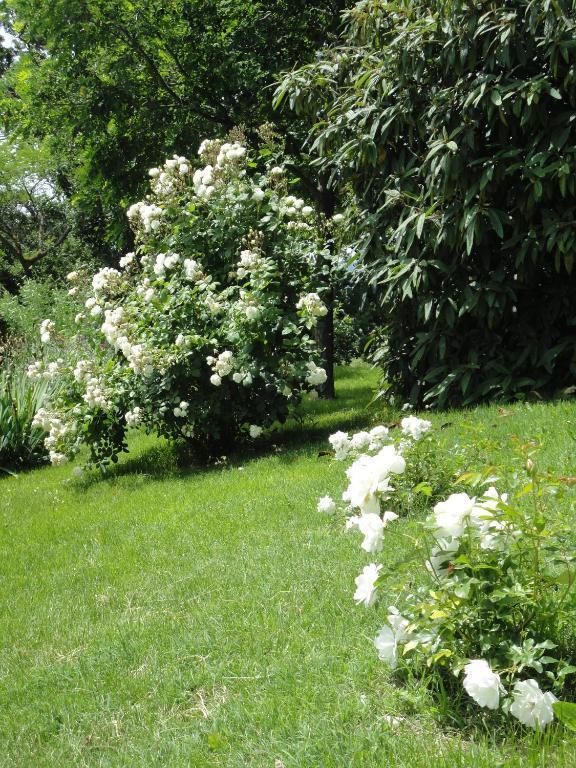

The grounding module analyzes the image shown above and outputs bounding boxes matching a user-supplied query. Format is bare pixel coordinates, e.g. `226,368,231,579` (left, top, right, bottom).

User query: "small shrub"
317,421,576,730
0,364,53,470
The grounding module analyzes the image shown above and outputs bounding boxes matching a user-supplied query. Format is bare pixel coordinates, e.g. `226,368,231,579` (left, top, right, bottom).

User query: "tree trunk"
316,178,336,399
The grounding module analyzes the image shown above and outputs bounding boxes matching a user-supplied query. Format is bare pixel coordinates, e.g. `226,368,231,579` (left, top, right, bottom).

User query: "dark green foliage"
333,305,366,364
277,0,576,406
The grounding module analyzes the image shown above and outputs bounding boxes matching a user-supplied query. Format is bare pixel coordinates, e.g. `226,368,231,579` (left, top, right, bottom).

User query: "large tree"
0,138,90,295
0,0,348,252
277,0,576,407
1,0,350,395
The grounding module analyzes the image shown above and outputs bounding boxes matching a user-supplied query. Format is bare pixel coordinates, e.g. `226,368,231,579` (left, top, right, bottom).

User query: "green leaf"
416,213,425,239
413,482,432,496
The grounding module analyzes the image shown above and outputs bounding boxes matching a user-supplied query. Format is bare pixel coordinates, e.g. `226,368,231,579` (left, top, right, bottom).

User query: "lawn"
1,363,576,767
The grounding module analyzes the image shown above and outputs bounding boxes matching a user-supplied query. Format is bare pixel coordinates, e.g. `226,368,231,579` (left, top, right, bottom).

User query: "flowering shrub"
319,422,576,730
30,136,330,468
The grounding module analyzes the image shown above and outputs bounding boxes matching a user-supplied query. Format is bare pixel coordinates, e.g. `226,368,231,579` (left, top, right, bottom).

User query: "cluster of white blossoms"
400,415,432,440
27,359,62,381
153,252,180,278
344,445,405,517
124,407,143,427
173,400,189,418
148,154,190,197
83,376,111,411
192,164,215,198
31,408,75,465
123,343,154,377
428,487,516,563
215,141,246,168
317,419,564,730
461,662,557,728
127,201,163,232
39,319,55,344
183,258,203,282
329,425,391,461
236,290,261,322
305,361,328,387
231,369,253,387
279,194,314,219
119,252,135,269
192,139,247,199
207,350,235,387
92,267,123,298
296,292,328,323
85,296,103,317
249,424,263,439
236,249,264,278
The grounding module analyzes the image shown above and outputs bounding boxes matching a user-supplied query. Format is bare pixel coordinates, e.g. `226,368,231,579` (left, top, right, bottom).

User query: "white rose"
463,660,503,710
374,607,410,667
509,679,557,729
433,493,476,539
353,563,381,607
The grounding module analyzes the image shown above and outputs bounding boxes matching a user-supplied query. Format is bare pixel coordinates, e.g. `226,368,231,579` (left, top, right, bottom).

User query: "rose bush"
319,421,576,730
30,135,330,468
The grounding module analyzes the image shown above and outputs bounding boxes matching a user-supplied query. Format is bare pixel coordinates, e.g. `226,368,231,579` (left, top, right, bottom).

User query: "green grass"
1,363,576,767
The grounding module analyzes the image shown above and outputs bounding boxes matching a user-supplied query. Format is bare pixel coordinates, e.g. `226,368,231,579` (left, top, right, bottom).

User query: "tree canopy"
1,0,348,254
277,0,576,406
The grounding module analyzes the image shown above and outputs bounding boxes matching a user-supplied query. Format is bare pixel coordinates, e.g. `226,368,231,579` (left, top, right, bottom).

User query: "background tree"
0,0,348,254
277,0,576,407
0,139,90,295
1,0,351,395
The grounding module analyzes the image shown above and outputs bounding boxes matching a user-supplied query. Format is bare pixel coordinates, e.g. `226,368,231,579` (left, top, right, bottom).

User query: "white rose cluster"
153,252,180,278
328,425,391,461
427,487,516,567
237,249,264,278
192,139,247,199
305,361,327,387
319,418,564,731
125,407,143,427
343,445,405,516
183,258,203,282
119,252,135,269
296,292,328,324
39,319,55,344
32,408,76,465
27,360,62,381
207,350,235,387
83,377,112,411
279,194,314,220
173,400,189,418
92,267,123,298
400,415,432,440
127,201,163,232
148,154,190,197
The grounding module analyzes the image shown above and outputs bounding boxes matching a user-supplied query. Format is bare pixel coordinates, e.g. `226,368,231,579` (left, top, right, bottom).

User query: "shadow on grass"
75,363,386,485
